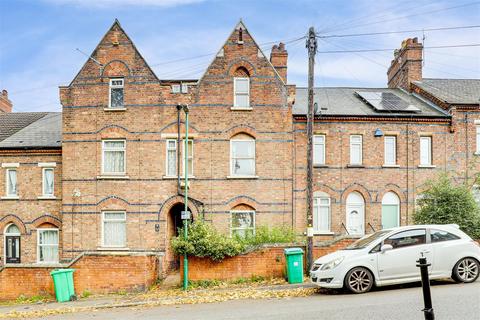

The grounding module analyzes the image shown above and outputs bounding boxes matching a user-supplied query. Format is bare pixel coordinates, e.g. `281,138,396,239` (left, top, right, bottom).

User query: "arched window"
233,67,250,108
230,133,255,177
382,192,400,229
346,192,365,235
313,191,330,233
4,223,21,264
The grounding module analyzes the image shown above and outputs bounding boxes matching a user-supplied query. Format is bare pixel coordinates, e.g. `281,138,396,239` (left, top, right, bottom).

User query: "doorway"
346,192,365,236
167,203,193,270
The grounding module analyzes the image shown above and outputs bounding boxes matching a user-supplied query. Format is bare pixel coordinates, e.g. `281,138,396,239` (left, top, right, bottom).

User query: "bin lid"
284,248,304,255
50,269,75,275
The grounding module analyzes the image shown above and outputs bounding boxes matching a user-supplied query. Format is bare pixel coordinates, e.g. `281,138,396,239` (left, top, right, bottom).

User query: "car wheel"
345,267,374,294
452,257,480,283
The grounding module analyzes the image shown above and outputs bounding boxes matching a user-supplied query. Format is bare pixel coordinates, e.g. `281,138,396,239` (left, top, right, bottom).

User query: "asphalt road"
38,281,480,320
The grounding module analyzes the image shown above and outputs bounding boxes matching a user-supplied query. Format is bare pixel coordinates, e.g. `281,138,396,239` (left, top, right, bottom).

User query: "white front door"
346,204,364,235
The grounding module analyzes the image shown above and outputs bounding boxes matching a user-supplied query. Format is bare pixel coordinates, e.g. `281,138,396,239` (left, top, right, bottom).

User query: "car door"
429,228,462,277
377,229,432,282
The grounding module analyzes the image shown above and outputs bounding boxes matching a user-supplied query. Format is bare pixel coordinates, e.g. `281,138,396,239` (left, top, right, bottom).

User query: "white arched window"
346,192,365,235
382,192,400,229
313,191,331,233
4,223,21,264
230,134,255,177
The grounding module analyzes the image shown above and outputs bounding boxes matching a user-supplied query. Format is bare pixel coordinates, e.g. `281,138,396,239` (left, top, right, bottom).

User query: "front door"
5,236,20,264
346,205,364,235
382,205,399,229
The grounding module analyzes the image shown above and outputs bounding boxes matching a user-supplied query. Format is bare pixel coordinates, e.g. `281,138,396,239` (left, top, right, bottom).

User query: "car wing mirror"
381,244,393,253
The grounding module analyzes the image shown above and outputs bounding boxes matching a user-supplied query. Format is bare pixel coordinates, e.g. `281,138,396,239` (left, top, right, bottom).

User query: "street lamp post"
182,104,190,291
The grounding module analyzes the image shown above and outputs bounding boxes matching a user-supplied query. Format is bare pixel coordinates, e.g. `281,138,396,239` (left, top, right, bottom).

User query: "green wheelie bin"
50,269,76,302
284,248,304,284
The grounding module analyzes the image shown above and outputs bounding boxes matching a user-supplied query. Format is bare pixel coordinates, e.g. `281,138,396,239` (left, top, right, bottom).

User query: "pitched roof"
413,79,480,105
0,112,62,149
293,87,449,118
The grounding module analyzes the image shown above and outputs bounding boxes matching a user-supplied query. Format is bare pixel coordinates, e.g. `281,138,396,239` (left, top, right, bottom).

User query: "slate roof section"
413,79,480,105
0,112,62,149
293,87,449,118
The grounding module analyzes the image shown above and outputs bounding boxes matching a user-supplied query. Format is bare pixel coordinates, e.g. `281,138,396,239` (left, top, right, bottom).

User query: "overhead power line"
317,43,480,54
316,25,480,39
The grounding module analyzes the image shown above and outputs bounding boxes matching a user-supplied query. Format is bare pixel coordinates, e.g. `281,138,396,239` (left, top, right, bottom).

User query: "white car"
310,224,480,294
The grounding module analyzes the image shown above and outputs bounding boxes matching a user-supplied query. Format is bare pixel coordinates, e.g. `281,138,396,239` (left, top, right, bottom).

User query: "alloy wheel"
456,258,479,282
346,268,373,293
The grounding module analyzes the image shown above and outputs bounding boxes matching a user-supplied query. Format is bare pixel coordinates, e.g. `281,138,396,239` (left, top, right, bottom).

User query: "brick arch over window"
101,60,131,78
227,125,257,139
341,184,372,204
159,195,200,219
97,196,130,211
31,215,62,229
228,196,257,210
313,185,340,203
227,60,255,77
0,215,27,235
376,185,407,203
233,66,250,77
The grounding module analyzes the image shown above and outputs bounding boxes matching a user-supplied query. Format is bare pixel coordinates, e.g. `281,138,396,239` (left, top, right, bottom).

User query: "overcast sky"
0,0,479,112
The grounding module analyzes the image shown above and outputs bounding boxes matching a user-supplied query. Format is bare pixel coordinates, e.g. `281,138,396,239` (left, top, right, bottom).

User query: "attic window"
238,28,244,44
171,84,181,93
109,78,124,108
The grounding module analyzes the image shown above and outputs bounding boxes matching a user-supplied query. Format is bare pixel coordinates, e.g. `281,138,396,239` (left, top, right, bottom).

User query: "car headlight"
320,256,344,270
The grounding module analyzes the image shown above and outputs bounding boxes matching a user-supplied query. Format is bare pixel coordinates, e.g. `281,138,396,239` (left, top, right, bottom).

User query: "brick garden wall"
0,254,159,301
181,239,355,281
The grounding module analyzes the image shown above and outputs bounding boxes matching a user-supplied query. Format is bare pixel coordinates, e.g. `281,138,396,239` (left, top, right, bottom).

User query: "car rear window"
430,229,460,243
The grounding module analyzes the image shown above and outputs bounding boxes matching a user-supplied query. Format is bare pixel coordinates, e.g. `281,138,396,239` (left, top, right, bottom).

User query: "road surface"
37,281,480,320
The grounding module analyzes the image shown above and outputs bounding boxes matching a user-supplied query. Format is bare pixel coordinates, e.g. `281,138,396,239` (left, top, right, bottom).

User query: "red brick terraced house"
0,21,479,293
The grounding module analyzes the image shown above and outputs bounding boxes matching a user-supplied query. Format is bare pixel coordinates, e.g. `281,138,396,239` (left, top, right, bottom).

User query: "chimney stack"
387,37,423,91
0,90,12,113
270,42,288,83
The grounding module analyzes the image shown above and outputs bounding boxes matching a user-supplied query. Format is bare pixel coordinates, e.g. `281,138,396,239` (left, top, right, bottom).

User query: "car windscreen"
344,230,391,250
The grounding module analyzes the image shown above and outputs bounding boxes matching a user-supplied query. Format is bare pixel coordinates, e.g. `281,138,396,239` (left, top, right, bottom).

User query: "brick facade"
1,20,479,299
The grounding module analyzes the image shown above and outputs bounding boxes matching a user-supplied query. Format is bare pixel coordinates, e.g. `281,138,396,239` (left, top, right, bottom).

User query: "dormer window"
109,78,124,108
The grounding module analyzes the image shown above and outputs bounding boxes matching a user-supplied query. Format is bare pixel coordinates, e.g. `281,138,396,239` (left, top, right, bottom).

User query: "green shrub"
171,221,297,261
414,175,480,239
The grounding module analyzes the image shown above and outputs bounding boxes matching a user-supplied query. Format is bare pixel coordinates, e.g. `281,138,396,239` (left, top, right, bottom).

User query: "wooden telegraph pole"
306,27,317,271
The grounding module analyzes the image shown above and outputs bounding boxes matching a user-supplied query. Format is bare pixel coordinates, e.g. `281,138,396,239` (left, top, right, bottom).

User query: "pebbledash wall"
1,20,479,299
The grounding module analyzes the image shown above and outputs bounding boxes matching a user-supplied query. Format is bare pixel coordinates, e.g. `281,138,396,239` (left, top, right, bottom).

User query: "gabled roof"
293,87,449,118
413,79,480,105
0,112,62,149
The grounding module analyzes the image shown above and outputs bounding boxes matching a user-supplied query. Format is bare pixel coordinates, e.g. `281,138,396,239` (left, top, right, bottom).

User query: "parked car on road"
310,224,480,293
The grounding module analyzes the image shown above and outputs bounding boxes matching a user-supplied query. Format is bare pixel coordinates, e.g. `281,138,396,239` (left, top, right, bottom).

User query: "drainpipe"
176,105,182,195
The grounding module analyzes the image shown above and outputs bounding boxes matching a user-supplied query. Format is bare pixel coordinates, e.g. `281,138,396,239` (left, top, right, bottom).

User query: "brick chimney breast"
387,37,423,91
270,42,288,83
0,89,12,113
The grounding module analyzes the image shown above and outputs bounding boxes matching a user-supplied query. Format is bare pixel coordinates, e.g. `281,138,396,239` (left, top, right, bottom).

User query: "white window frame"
101,139,126,175
230,139,256,177
171,84,180,94
182,139,194,177
476,125,480,154
42,167,55,197
5,168,17,197
350,135,363,165
230,210,255,237
419,136,432,166
181,83,188,93
313,195,331,234
101,211,127,248
384,136,397,165
313,135,326,165
165,139,177,177
37,228,59,264
108,78,124,109
233,77,250,108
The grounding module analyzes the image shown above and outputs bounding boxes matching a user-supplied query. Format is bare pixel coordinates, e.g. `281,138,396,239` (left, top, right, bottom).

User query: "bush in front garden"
414,174,480,239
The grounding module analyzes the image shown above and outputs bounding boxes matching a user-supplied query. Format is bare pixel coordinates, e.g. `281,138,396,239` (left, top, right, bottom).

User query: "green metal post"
183,105,189,291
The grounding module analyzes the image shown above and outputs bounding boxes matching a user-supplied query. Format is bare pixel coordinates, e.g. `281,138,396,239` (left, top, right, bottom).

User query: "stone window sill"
163,176,196,179
1,196,19,200
97,247,130,251
230,107,253,111
37,196,57,200
97,175,130,180
313,164,328,168
103,107,126,112
313,231,335,235
227,175,259,179
382,164,400,168
418,165,436,168
347,164,364,168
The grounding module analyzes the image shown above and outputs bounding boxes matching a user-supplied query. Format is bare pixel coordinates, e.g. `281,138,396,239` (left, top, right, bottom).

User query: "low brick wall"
0,253,159,301
181,238,356,282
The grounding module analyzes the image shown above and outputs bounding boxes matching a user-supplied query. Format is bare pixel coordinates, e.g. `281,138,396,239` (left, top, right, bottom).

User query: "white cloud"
43,0,204,8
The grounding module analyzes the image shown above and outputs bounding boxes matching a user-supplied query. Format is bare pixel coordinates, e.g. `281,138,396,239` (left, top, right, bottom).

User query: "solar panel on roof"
355,91,420,113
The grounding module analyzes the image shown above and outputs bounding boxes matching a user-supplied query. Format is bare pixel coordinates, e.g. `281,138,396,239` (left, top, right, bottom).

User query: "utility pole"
306,26,317,271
